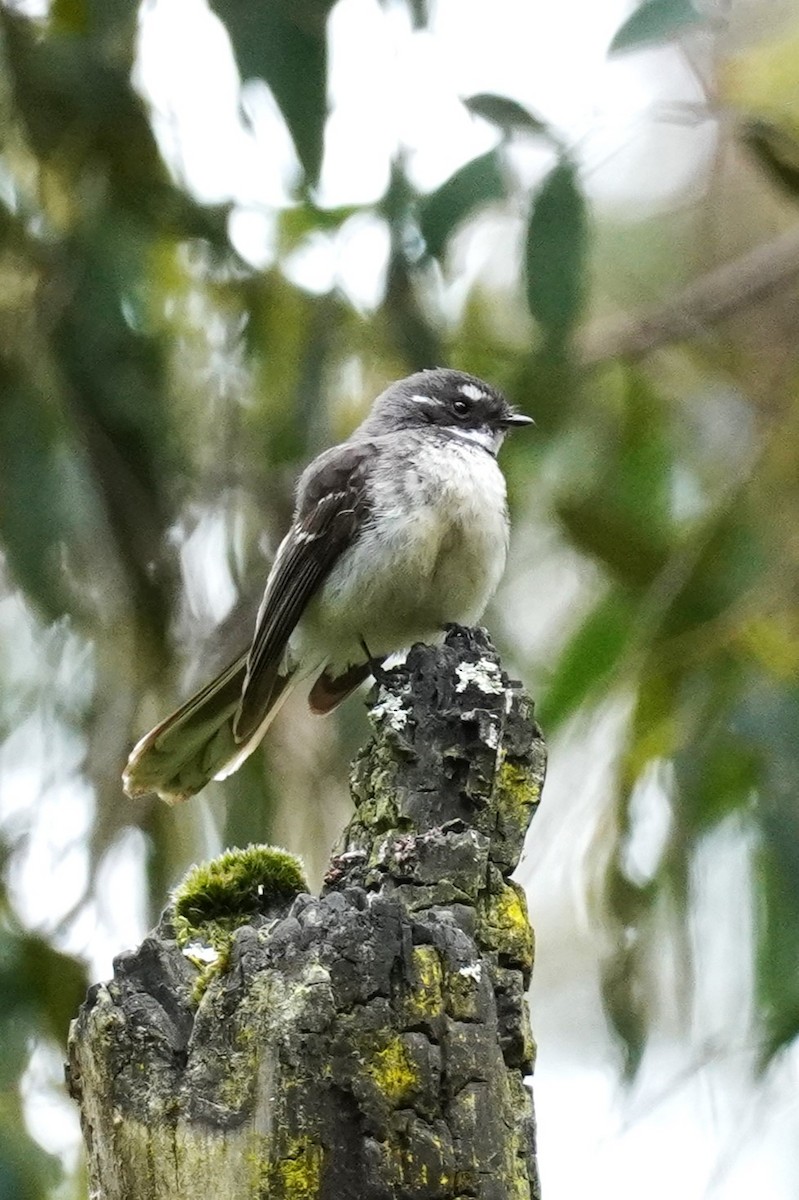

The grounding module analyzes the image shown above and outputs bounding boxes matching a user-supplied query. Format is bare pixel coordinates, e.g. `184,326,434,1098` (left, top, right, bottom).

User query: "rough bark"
67,626,547,1200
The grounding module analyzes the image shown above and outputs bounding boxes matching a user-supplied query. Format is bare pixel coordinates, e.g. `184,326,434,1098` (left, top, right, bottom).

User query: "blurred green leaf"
558,496,670,589
4,11,134,160
379,160,442,366
733,682,799,1059
0,366,76,618
50,222,179,640
20,934,89,1046
222,747,279,848
463,93,550,137
609,0,703,55
49,0,137,38
210,0,335,184
418,148,506,261
277,202,362,254
555,369,676,587
0,922,88,1048
756,795,799,1061
741,118,799,201
525,157,587,341
624,665,680,783
614,369,673,537
243,269,341,466
50,0,89,35
661,511,763,644
601,866,653,1077
682,730,759,828
671,663,759,835
0,1131,58,1200
4,8,225,240
384,248,442,367
542,590,634,728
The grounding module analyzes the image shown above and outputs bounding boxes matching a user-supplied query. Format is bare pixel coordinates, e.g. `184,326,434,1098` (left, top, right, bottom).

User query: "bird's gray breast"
315,435,509,655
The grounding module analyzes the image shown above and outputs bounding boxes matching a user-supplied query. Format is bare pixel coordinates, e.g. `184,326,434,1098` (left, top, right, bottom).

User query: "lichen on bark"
68,626,547,1200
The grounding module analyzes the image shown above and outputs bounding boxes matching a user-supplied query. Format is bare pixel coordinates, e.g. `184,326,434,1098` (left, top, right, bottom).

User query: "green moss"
173,844,308,933
171,844,307,1004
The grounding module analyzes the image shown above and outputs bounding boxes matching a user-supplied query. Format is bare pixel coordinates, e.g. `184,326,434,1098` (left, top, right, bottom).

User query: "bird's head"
359,368,533,454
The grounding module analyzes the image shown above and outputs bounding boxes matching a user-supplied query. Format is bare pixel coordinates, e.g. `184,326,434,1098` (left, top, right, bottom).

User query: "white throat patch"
449,425,503,455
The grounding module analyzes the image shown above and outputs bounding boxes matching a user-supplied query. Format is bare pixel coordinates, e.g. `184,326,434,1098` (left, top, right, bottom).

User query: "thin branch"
579,225,799,365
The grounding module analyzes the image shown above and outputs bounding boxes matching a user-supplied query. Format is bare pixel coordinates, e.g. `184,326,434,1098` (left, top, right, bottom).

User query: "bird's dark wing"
234,440,374,742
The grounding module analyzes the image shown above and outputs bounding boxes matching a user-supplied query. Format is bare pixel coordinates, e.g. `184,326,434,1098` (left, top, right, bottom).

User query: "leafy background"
1,0,799,1195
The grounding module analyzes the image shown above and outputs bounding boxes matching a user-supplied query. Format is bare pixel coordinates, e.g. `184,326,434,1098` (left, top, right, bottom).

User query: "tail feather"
212,671,294,782
123,653,297,804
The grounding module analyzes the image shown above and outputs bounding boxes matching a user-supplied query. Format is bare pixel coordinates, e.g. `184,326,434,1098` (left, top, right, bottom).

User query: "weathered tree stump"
68,626,547,1200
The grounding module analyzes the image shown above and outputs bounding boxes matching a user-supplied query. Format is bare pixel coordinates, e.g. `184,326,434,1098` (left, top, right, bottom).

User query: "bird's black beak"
501,411,535,428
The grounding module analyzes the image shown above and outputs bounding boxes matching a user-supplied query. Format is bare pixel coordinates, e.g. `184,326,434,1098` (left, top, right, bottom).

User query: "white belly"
309,438,509,666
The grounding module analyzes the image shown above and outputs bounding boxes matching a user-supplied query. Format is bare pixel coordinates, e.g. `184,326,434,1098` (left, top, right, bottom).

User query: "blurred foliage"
609,0,703,55
209,0,335,183
1,0,799,1193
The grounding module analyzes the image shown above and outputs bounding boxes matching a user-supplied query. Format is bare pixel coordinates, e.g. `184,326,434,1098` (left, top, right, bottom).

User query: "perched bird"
123,368,533,803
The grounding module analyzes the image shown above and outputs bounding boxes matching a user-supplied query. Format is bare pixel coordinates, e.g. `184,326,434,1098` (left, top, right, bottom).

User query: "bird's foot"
359,638,389,685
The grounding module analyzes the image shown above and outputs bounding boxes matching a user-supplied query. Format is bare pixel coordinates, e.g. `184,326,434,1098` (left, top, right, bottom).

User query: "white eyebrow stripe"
410,393,434,403
459,383,488,401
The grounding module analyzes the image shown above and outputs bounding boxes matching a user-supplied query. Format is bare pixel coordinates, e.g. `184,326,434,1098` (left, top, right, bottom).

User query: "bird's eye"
452,399,469,417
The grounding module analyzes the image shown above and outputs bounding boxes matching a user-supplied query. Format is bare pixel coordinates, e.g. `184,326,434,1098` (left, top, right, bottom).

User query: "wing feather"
234,441,373,741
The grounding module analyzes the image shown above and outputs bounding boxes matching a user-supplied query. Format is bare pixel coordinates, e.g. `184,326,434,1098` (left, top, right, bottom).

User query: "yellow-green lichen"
520,994,537,1068
381,1120,454,1194
494,757,540,830
402,945,445,1025
254,1136,323,1200
367,1034,420,1106
350,738,402,831
478,881,534,970
216,1041,259,1111
445,961,483,1022
361,773,401,832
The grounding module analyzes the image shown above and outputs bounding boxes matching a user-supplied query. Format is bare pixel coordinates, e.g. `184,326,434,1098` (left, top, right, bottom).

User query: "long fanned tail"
122,653,296,805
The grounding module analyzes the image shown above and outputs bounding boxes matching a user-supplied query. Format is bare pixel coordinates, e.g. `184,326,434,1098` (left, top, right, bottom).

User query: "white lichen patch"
455,659,504,695
484,719,500,749
372,691,409,730
182,941,219,967
375,837,391,865
304,963,332,987
458,962,482,982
